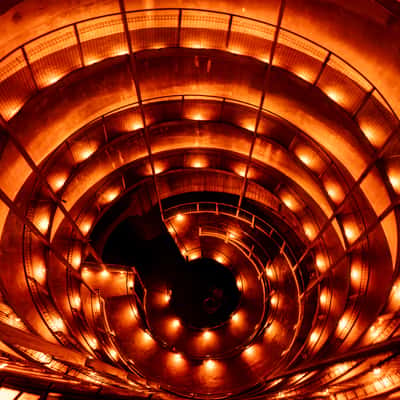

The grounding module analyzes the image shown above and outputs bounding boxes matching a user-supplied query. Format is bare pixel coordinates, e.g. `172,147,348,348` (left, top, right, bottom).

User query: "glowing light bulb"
100,269,110,278
204,359,216,370
270,295,278,307
171,318,180,329
164,292,171,303
172,352,183,364
203,330,211,340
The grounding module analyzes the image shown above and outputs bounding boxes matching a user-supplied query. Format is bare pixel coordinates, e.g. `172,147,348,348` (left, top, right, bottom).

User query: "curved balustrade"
0,7,396,130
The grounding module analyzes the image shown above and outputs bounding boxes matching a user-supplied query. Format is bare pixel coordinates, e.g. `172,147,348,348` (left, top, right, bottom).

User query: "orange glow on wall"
297,152,312,167
172,352,184,363
167,352,186,370
141,331,153,345
163,292,171,304
294,69,313,83
131,121,143,131
281,194,297,211
389,172,400,194
192,159,205,168
71,253,81,269
109,348,117,359
304,223,316,240
86,57,100,66
49,174,68,191
338,316,348,331
88,337,98,349
71,296,81,309
215,255,224,264
319,290,329,307
175,213,185,222
188,252,200,261
191,112,204,120
316,255,327,272
344,223,358,243
77,146,96,162
270,294,278,307
202,330,213,341
170,318,181,330
231,312,241,323
334,363,349,375
325,182,344,204
203,359,216,371
154,163,165,175
0,387,20,400
46,75,62,85
36,215,50,234
52,317,64,332
243,344,257,359
93,298,101,313
34,264,46,282
309,330,319,344
100,269,110,278
80,220,93,235
103,188,120,203
373,367,382,375
390,283,400,304
229,231,237,239
326,89,342,104
350,264,361,285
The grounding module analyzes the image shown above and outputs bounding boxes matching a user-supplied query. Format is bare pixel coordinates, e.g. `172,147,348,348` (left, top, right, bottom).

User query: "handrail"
0,7,396,121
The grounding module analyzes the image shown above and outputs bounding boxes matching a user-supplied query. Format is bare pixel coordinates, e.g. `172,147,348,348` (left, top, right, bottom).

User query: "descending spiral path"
0,1,400,399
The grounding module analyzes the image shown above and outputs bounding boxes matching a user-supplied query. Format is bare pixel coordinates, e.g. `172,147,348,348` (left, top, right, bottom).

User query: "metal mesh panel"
127,10,178,51
274,29,328,83
25,26,81,89
356,91,398,148
317,55,372,113
78,15,128,65
181,10,230,50
229,16,274,61
0,49,35,120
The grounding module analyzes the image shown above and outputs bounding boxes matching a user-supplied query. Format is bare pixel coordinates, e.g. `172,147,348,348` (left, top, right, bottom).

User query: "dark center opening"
170,258,240,329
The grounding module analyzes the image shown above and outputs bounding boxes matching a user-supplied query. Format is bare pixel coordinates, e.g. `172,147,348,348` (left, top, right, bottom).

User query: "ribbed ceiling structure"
0,0,400,399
